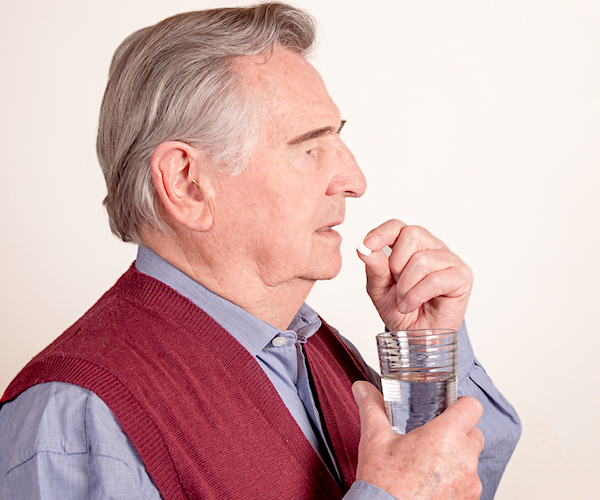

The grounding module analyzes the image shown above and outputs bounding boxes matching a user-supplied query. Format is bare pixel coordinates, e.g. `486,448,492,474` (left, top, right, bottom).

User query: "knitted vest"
1,266,368,500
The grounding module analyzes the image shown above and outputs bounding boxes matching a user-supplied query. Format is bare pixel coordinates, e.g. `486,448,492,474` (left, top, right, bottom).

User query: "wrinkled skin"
357,219,473,333
353,381,484,500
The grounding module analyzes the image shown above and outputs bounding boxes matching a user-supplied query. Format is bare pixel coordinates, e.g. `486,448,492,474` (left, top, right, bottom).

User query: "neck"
142,232,315,331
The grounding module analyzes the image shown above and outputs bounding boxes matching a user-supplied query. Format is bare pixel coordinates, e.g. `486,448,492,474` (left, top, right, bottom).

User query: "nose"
326,140,367,198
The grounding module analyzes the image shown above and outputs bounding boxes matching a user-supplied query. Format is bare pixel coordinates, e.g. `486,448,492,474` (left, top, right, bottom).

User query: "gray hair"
96,2,317,243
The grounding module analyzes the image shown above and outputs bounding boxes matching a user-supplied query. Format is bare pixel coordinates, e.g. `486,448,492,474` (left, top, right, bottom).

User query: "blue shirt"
0,246,520,500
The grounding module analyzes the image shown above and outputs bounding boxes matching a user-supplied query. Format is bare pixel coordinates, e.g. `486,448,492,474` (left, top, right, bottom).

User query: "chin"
309,257,343,282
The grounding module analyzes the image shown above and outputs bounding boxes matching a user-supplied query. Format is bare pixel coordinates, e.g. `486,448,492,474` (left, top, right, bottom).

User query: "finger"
435,396,483,434
357,220,409,294
362,219,408,252
467,426,486,454
357,245,394,297
352,381,393,440
394,249,462,303
388,225,446,282
397,266,472,314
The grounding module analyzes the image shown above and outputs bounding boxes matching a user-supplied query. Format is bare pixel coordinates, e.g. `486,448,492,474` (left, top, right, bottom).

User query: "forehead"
239,47,341,139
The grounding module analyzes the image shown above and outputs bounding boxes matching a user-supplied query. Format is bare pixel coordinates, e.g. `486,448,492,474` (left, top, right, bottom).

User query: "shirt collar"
134,245,322,356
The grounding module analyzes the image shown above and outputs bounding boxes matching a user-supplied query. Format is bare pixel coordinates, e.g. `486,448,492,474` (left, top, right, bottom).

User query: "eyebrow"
287,120,346,146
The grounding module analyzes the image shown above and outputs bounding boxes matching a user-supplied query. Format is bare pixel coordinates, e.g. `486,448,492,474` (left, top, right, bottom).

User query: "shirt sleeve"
0,382,162,500
343,480,399,499
339,321,521,500
455,322,522,500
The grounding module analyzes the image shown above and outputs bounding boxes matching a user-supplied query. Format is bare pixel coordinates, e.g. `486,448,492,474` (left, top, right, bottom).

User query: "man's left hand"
357,219,472,332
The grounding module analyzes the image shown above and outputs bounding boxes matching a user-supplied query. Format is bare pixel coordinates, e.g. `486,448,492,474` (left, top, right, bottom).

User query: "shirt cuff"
343,481,398,500
456,320,476,383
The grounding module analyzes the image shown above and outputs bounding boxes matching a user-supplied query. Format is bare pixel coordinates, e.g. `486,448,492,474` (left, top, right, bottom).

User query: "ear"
150,141,214,232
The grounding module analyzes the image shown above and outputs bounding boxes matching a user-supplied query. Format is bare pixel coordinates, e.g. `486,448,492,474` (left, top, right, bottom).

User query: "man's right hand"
352,381,484,500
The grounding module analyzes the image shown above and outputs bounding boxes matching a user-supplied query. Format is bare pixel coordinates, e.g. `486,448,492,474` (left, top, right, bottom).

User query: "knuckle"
466,269,474,285
427,272,444,289
472,427,485,446
460,262,474,281
460,398,483,424
401,225,422,243
413,251,430,268
470,478,483,499
470,397,484,415
383,219,405,235
389,218,407,228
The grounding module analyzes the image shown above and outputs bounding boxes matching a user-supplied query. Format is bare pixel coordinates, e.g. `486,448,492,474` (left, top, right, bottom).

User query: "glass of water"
376,329,458,434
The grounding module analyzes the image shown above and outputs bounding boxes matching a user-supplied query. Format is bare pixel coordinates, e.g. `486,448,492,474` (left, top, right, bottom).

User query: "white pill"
356,242,372,256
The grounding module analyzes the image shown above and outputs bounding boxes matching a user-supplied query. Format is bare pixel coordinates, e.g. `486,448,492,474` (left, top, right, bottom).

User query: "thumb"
352,381,393,439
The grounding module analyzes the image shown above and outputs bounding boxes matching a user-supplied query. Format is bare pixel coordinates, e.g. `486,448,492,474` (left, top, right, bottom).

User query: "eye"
305,149,313,155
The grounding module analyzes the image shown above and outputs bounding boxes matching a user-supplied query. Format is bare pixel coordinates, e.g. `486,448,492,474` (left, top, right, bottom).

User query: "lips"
315,220,343,237
316,220,342,232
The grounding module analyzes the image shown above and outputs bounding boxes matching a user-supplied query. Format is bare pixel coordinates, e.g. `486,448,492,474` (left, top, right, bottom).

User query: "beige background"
1,1,599,498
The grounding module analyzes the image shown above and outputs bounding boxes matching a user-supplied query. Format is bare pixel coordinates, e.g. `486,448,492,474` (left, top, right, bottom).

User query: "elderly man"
0,3,520,500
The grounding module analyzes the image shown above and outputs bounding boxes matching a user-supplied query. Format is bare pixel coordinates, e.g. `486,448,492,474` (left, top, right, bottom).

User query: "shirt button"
272,336,287,347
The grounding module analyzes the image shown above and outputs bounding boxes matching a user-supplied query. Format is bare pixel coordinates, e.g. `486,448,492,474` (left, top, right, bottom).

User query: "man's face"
208,48,366,290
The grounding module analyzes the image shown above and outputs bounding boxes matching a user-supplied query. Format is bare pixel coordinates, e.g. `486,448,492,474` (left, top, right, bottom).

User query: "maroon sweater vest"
2,266,369,499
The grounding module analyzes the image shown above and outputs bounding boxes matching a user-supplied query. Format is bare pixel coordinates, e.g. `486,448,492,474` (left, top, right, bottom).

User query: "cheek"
270,185,323,228
225,169,326,242
262,206,321,261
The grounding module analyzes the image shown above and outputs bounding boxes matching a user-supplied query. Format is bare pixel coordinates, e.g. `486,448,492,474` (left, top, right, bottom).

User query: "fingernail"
356,242,372,256
352,381,369,404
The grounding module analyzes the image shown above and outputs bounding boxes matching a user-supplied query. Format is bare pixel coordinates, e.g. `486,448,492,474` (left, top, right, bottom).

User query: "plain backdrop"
1,1,598,498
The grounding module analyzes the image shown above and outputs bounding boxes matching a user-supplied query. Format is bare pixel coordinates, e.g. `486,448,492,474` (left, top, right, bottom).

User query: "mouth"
315,221,343,236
